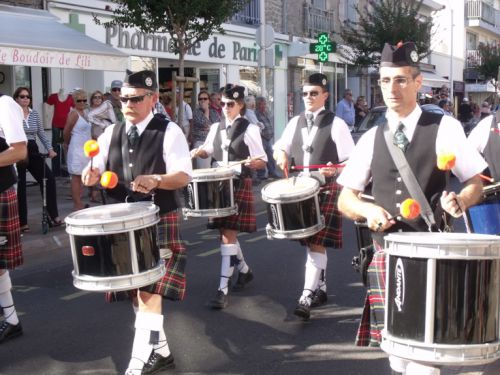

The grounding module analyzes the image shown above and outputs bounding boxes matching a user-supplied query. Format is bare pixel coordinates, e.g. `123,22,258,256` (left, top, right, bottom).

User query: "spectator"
336,89,355,130
160,94,174,120
109,80,124,126
13,87,63,232
210,92,222,117
176,89,193,141
88,90,116,140
192,90,220,169
458,97,473,123
438,99,453,116
354,95,368,128
480,101,491,119
63,89,91,211
255,96,279,179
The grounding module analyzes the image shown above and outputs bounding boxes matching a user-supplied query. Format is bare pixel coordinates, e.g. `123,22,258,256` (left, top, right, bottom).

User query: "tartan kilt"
141,210,187,300
300,180,342,249
212,177,256,233
355,241,385,347
0,187,23,270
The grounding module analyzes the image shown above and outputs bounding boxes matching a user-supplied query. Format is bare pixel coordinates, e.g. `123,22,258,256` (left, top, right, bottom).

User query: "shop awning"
421,71,449,87
0,5,127,71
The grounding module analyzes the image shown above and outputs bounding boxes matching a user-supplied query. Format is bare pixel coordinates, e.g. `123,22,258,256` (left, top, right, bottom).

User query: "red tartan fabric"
355,241,386,346
141,211,187,300
300,180,342,248
0,187,23,269
212,177,256,233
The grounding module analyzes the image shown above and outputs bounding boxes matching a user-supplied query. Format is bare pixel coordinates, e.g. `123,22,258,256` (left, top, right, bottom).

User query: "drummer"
0,94,27,345
336,41,486,374
273,73,355,320
467,110,500,181
82,69,192,375
191,84,267,309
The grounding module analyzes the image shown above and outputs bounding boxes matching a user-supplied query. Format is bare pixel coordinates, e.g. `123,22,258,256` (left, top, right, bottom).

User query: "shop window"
200,69,220,94
14,66,31,90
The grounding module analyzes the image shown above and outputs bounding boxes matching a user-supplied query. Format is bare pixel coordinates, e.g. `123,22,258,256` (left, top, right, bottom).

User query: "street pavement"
1,176,499,375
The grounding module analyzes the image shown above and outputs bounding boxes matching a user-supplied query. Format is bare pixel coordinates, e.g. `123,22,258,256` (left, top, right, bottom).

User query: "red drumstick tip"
84,140,100,158
400,198,421,220
100,171,118,189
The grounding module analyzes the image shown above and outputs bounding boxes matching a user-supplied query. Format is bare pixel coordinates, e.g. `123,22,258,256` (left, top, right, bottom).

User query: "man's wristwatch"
152,174,162,188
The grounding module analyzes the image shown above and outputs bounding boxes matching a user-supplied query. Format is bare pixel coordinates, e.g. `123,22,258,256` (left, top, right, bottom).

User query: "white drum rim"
72,261,165,292
262,177,319,203
381,334,500,365
65,202,159,235
183,205,238,218
191,167,235,181
265,222,325,240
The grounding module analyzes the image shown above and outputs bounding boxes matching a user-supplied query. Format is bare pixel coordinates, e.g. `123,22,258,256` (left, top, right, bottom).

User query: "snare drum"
382,232,500,365
65,202,165,292
261,177,325,239
468,182,500,235
183,167,237,218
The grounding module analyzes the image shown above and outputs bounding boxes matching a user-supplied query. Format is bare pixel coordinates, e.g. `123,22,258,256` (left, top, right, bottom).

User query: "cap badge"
410,50,418,63
145,77,153,87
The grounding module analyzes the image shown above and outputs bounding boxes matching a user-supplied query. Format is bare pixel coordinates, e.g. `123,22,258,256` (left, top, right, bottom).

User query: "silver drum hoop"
191,167,235,182
261,177,319,204
72,261,166,292
0,236,6,246
183,205,238,218
266,220,325,240
381,334,500,366
385,232,500,259
65,202,160,236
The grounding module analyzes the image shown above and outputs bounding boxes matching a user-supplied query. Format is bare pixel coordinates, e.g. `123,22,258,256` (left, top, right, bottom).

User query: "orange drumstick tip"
400,198,421,220
84,140,100,158
437,152,456,171
100,171,118,189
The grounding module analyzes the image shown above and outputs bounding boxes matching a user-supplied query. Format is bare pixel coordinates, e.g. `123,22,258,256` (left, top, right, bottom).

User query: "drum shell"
266,197,319,232
468,187,500,235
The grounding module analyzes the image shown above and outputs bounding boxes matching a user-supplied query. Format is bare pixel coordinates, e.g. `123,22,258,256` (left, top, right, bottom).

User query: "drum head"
262,177,319,203
65,202,160,235
385,232,500,259
192,167,235,181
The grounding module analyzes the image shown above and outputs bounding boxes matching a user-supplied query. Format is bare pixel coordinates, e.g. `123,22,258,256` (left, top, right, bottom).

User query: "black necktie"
306,113,314,132
128,125,139,147
393,122,409,152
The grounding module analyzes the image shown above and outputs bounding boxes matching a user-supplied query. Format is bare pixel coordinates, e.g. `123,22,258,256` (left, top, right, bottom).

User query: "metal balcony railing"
231,0,260,26
304,4,335,38
466,49,482,68
465,0,499,27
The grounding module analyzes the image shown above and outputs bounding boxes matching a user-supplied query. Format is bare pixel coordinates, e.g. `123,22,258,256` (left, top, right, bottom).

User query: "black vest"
0,136,17,193
371,112,445,243
289,110,339,166
106,116,177,214
483,113,500,181
212,117,251,177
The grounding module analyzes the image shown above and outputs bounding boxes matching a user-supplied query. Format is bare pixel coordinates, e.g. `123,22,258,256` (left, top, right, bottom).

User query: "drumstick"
227,154,266,167
480,174,495,183
291,163,345,170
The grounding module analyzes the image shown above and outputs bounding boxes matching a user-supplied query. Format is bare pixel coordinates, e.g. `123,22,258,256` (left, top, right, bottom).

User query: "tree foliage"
340,0,433,67
477,42,500,82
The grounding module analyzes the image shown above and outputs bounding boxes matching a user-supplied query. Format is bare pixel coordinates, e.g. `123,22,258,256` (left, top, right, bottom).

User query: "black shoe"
209,290,228,309
142,352,175,374
310,289,328,308
232,269,254,291
206,220,217,230
293,298,311,320
0,321,23,344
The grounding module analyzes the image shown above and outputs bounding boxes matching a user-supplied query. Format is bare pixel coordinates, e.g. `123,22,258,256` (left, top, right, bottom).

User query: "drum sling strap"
383,123,437,231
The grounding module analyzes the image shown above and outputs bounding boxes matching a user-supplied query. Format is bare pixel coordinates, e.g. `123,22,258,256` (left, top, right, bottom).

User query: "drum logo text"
82,246,95,257
394,258,405,312
186,184,195,209
270,204,279,229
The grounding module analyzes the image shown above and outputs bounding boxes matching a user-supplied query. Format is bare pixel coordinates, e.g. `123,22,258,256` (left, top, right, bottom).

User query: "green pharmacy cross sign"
309,33,336,62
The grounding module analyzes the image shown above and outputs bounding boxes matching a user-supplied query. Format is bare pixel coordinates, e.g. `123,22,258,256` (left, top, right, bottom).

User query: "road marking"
61,290,90,301
197,248,220,257
183,240,202,246
245,234,268,243
13,285,40,293
53,235,63,247
197,229,213,235
256,210,267,216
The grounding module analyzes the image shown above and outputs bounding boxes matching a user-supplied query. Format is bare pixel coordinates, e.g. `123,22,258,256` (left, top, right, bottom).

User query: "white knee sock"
127,312,163,374
406,361,440,375
219,244,238,294
235,240,249,274
153,327,171,358
301,249,327,300
0,271,19,325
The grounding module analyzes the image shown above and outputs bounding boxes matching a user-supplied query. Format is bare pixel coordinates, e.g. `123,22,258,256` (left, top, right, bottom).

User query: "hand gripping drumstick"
290,163,345,171
227,154,266,167
480,174,495,184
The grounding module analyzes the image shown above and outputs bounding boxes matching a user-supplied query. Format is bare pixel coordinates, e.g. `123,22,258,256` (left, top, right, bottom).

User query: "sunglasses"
220,101,236,108
76,99,87,103
198,97,209,101
111,88,121,92
119,93,152,103
302,91,320,98
18,95,31,99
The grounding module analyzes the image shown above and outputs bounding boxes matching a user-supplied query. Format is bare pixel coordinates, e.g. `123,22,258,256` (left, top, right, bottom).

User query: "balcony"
466,49,482,68
304,4,335,38
465,0,500,36
231,0,260,26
